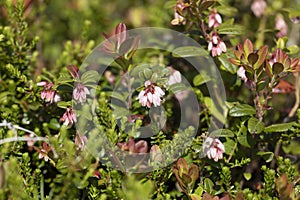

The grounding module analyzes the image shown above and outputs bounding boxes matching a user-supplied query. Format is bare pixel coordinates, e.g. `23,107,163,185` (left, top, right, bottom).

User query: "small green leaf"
203,178,214,194
248,117,265,134
218,52,237,74
237,125,252,148
209,129,235,137
48,118,60,130
143,68,152,79
172,46,208,58
169,83,187,93
81,70,99,84
229,104,256,117
223,138,235,155
287,45,299,54
264,122,297,132
257,151,274,163
193,73,211,86
130,63,151,77
57,101,72,109
243,173,252,181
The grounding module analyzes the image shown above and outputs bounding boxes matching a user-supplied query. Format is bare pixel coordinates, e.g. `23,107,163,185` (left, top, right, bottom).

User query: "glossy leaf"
229,104,256,117
264,122,297,132
248,117,265,134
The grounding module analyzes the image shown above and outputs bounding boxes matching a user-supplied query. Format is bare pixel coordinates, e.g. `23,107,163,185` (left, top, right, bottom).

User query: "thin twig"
0,136,48,146
288,72,299,118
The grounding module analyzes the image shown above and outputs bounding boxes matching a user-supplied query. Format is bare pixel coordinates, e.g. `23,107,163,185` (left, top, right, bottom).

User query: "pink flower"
251,0,267,17
203,137,225,162
208,9,222,28
137,80,165,108
208,32,227,57
37,142,51,162
168,67,182,85
275,15,288,38
75,132,88,151
60,107,77,126
37,81,61,103
73,82,90,103
117,138,148,154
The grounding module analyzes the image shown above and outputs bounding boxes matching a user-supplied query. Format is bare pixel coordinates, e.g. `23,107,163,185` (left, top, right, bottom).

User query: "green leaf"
130,63,151,77
193,73,211,86
209,129,235,137
48,118,61,130
224,138,235,155
243,173,252,181
204,97,226,123
264,122,297,132
287,45,299,55
169,83,187,93
216,21,244,35
172,46,208,58
229,104,256,117
143,68,152,79
57,101,72,109
247,117,265,134
257,151,274,163
81,70,99,84
218,51,237,74
237,125,252,148
203,178,214,194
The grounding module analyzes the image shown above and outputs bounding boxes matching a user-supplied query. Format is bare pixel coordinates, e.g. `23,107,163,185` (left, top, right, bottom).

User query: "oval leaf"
172,46,208,58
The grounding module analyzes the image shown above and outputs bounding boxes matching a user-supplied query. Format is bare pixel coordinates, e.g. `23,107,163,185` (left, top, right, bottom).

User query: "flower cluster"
60,107,77,126
208,32,227,57
202,137,225,162
137,80,165,108
37,81,61,103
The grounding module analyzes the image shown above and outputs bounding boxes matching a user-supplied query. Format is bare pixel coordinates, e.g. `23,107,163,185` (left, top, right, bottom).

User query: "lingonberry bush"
0,0,300,199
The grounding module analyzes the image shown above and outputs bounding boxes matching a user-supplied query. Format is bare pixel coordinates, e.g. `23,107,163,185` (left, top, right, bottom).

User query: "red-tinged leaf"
228,58,240,65
188,164,199,181
177,158,188,175
66,65,80,78
190,194,202,200
220,193,230,200
272,80,295,94
276,48,284,63
237,43,243,53
243,39,253,58
135,140,148,153
283,57,291,69
203,193,219,200
234,49,242,59
291,58,300,69
254,45,268,69
115,23,127,50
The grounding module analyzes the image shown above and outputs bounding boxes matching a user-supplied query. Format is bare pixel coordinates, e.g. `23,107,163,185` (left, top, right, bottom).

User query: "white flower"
137,80,165,108
168,68,182,85
208,32,227,57
203,137,225,162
